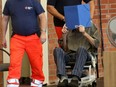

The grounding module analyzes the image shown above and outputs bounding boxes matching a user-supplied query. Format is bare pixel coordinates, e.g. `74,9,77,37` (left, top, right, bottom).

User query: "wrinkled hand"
40,32,46,44
78,25,86,35
62,24,68,33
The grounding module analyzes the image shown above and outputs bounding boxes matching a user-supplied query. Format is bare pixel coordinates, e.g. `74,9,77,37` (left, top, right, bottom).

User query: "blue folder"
64,4,91,30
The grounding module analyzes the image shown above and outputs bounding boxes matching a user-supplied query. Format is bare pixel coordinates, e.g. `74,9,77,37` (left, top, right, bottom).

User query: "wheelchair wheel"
88,84,92,87
92,81,97,87
87,81,96,87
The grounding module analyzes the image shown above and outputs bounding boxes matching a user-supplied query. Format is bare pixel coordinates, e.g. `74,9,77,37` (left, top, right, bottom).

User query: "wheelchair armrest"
85,61,92,65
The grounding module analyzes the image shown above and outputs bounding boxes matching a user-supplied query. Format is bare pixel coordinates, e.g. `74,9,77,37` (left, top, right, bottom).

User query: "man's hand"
78,25,96,46
2,38,7,48
2,15,9,48
40,31,46,44
78,25,86,35
62,24,68,33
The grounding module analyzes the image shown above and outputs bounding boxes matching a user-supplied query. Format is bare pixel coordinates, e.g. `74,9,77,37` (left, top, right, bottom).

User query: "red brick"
111,14,116,17
109,0,116,3
49,75,57,83
109,9,116,13
101,9,108,14
111,4,116,8
101,0,109,4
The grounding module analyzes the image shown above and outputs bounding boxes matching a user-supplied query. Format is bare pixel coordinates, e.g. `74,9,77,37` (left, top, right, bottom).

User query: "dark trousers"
53,47,91,78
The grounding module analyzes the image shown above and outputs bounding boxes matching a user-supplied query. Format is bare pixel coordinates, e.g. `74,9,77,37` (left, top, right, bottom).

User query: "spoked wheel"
86,81,97,87
92,81,97,87
88,84,92,87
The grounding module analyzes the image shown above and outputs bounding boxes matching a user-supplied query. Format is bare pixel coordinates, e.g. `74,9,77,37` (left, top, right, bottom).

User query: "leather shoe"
68,79,79,87
57,79,68,87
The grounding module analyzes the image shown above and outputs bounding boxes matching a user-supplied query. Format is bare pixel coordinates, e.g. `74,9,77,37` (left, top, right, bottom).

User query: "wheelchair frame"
66,53,98,87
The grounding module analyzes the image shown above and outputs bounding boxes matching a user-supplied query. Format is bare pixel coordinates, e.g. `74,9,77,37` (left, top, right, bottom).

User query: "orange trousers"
55,26,63,40
7,34,44,82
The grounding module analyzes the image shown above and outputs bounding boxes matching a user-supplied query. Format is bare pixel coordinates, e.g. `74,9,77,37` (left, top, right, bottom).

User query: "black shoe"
57,79,68,87
68,79,79,87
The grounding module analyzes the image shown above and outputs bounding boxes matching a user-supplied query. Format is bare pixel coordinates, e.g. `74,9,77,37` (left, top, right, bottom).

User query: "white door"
40,0,49,84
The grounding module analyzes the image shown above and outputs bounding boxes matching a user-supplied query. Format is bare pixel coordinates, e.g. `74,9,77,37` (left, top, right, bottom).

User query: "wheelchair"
56,37,98,87
65,52,98,87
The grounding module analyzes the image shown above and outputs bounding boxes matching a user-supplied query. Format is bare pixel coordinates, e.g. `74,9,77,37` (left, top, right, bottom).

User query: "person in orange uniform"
2,0,47,87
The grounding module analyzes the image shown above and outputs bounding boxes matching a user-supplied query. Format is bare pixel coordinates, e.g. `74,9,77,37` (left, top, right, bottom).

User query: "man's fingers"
40,38,46,44
2,43,7,48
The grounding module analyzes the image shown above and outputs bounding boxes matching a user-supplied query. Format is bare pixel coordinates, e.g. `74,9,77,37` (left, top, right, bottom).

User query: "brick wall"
47,0,116,83
48,13,58,83
96,0,116,77
0,0,3,87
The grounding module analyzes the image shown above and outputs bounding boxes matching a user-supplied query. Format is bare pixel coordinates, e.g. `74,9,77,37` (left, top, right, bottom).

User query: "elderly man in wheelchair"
53,23,100,87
